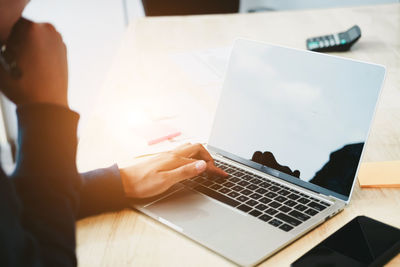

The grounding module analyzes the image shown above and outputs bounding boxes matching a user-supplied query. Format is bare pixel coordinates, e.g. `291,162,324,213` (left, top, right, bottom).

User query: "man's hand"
120,143,228,199
0,18,68,107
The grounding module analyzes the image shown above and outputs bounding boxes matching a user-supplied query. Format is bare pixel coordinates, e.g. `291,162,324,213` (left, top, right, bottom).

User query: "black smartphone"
292,216,400,267
306,25,361,52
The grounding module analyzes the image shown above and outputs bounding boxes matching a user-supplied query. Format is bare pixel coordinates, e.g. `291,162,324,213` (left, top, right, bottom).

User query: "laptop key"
223,182,235,188
305,208,319,216
250,178,262,184
242,175,253,181
249,210,262,217
276,213,301,227
319,201,330,207
294,204,307,212
228,191,240,198
232,185,244,192
202,180,214,187
298,197,310,204
265,192,277,198
275,196,287,203
278,189,291,196
233,171,245,178
246,199,258,206
215,178,226,184
237,204,252,213
225,168,236,174
269,186,280,192
279,206,291,213
259,197,272,204
210,184,223,190
255,204,268,211
249,193,262,200
288,194,300,200
241,189,252,196
206,174,219,181
308,202,327,211
219,187,231,194
269,201,281,208
238,180,250,187
259,182,271,188
256,188,268,194
237,195,249,202
193,185,240,207
246,184,258,190
279,224,294,232
229,177,241,183
289,210,310,221
269,219,283,227
265,208,278,216
259,214,272,222
284,200,297,207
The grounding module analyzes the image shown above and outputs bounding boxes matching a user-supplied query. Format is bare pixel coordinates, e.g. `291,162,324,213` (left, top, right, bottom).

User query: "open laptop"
132,39,386,266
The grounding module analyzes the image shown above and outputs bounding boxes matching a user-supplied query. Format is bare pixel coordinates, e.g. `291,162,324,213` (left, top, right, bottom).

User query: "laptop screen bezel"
207,38,386,204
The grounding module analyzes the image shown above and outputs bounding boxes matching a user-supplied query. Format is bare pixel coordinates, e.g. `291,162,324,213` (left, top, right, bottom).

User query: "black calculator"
306,25,361,52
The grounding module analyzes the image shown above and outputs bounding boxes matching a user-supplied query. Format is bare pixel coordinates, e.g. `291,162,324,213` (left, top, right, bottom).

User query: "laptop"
132,39,386,266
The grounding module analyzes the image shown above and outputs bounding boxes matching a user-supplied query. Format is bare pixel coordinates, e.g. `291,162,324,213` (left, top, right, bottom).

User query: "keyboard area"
181,159,332,232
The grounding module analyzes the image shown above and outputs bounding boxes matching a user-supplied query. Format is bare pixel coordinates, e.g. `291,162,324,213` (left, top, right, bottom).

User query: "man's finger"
6,18,33,51
173,143,227,176
206,162,228,177
174,143,213,161
162,160,207,184
156,155,197,172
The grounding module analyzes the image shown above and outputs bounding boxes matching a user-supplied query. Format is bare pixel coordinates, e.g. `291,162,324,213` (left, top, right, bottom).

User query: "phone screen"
292,216,400,267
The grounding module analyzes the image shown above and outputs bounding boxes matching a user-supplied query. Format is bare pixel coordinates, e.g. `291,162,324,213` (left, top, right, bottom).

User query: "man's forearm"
78,164,129,219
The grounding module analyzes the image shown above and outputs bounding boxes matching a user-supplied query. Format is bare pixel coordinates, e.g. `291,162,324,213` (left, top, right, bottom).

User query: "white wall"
240,0,399,12
23,0,127,131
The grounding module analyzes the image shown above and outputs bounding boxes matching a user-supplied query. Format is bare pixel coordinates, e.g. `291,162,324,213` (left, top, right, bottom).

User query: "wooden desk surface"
76,4,400,266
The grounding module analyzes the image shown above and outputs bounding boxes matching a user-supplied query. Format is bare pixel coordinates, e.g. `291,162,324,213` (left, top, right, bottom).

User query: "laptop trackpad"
145,188,245,238
144,188,290,265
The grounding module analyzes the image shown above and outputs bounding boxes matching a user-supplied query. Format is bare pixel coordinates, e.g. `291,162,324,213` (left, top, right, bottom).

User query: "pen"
0,44,22,80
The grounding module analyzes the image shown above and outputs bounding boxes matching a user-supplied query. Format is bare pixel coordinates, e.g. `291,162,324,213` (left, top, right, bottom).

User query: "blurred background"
0,0,398,172
20,0,398,120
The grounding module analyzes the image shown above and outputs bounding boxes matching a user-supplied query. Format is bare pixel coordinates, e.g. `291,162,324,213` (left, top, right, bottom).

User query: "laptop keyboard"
181,159,332,232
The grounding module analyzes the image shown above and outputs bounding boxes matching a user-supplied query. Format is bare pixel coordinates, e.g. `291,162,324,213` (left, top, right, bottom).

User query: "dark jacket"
0,104,128,266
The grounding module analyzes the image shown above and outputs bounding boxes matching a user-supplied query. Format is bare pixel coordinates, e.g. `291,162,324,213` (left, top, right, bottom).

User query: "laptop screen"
208,39,385,201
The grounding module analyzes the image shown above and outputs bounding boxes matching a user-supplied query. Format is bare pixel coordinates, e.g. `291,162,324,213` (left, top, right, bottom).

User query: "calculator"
306,25,361,52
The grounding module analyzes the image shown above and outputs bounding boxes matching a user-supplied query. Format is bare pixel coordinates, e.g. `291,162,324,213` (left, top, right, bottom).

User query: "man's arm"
5,104,81,266
78,165,129,219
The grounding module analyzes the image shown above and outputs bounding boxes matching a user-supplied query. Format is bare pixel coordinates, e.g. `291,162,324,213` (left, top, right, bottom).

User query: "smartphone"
292,216,400,267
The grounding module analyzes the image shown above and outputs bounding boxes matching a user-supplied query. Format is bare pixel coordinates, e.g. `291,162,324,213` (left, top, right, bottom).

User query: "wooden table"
76,3,400,266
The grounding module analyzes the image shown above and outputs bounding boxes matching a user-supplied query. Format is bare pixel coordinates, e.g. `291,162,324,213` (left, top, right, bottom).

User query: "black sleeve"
4,103,81,267
78,164,129,219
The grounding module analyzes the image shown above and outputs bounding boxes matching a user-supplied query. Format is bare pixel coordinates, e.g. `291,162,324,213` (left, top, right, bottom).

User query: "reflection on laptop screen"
209,39,385,199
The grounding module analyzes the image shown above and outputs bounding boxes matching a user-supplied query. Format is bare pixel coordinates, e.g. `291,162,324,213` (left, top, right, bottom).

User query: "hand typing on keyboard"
119,143,228,198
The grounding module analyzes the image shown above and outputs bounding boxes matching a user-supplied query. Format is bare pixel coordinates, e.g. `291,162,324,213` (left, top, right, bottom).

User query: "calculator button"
333,33,340,44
